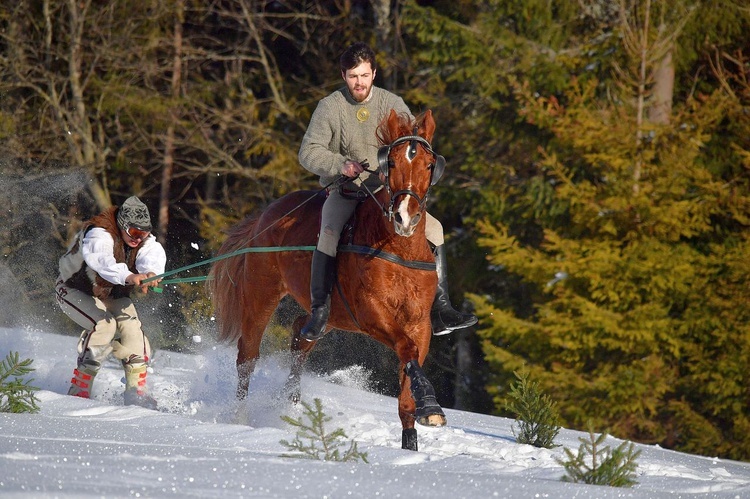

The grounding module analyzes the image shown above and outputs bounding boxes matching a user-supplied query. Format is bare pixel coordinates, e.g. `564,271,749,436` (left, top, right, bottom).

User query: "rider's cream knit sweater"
298,86,411,189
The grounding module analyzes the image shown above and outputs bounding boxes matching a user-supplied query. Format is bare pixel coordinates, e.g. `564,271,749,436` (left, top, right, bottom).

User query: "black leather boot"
300,250,337,341
431,245,478,336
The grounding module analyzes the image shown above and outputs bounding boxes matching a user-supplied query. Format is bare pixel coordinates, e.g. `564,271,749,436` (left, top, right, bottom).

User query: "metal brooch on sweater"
356,107,370,122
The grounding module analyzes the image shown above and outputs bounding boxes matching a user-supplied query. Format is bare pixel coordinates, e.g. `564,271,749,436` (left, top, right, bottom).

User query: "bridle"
374,131,446,221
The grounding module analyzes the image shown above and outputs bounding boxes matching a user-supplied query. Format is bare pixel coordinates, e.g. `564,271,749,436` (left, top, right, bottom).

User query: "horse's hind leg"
236,335,260,400
235,294,280,400
283,315,316,403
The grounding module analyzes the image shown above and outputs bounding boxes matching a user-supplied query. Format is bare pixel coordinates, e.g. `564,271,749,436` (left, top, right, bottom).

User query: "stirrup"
431,308,478,336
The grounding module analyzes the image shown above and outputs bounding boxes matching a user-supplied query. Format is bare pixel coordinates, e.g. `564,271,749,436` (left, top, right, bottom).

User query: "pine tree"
280,398,368,463
558,423,640,487
504,370,560,448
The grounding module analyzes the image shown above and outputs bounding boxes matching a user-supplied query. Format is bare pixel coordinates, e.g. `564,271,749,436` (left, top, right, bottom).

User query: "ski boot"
68,348,101,399
123,355,158,410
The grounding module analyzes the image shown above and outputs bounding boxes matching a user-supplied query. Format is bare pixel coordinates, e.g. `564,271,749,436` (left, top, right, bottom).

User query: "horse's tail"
207,215,260,343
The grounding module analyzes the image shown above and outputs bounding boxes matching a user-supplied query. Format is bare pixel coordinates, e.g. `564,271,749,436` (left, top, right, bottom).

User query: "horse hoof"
417,413,447,427
281,380,301,403
402,428,418,451
286,386,301,404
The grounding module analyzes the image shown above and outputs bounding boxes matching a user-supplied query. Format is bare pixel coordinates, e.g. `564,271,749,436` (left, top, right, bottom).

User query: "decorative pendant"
356,107,370,122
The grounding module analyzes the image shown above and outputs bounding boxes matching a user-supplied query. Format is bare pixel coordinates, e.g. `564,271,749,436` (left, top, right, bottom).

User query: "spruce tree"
468,1,750,461
280,398,368,463
504,370,560,448
558,423,640,487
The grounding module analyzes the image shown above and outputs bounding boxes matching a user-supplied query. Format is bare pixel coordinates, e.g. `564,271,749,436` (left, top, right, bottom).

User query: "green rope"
144,241,437,293
159,275,209,285
143,245,316,291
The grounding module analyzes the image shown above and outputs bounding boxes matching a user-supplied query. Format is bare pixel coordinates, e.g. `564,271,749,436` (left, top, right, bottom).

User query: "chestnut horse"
208,109,447,451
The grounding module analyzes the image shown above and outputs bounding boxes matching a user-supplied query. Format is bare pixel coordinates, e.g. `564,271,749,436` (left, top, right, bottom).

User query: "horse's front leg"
405,360,446,426
398,359,446,451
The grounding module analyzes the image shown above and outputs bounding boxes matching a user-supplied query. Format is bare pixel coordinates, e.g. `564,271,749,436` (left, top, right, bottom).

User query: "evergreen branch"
0,352,40,414
280,398,368,463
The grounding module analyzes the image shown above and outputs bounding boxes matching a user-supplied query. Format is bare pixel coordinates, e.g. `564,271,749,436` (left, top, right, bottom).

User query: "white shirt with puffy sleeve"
81,228,167,286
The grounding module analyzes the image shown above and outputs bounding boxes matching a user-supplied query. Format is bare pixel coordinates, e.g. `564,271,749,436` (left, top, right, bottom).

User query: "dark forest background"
2,0,750,461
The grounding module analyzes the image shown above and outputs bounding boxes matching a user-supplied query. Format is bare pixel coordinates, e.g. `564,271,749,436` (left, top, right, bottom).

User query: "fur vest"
58,206,143,300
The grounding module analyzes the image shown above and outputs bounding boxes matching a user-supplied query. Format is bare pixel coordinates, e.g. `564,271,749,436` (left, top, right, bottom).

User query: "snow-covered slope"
1,326,749,498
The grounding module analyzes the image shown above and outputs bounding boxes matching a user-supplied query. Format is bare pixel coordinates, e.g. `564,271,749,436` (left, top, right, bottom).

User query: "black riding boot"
300,250,337,341
431,245,478,336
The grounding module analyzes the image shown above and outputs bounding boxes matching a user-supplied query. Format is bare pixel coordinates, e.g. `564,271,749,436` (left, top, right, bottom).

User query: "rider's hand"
342,160,365,178
126,272,161,293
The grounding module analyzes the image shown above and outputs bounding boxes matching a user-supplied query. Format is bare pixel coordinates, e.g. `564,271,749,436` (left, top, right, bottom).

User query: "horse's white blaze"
395,196,416,236
394,148,418,236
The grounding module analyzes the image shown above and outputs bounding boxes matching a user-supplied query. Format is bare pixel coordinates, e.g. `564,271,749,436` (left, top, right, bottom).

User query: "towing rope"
144,244,436,292
142,245,315,290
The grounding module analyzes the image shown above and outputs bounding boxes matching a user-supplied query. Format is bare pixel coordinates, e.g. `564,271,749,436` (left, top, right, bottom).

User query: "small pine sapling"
504,370,561,448
0,351,40,414
280,398,368,463
558,423,641,487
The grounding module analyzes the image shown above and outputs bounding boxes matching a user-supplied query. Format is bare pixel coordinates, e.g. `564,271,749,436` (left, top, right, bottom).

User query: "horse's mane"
375,111,427,146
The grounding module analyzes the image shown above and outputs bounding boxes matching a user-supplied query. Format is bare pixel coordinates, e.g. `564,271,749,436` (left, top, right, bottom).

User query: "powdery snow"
1,326,749,498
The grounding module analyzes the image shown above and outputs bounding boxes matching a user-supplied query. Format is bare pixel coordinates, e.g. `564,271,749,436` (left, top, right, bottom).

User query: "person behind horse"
298,41,477,340
55,196,165,409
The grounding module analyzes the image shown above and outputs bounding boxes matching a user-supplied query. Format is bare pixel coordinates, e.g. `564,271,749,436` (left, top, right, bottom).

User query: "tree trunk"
64,0,111,210
631,0,651,194
649,49,674,125
453,330,473,411
158,0,184,246
371,0,396,89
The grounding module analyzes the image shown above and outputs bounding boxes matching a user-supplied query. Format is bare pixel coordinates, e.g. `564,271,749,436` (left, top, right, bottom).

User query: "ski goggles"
125,225,151,241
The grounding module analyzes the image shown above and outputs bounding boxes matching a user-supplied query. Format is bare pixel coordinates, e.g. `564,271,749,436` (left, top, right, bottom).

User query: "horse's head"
375,109,446,237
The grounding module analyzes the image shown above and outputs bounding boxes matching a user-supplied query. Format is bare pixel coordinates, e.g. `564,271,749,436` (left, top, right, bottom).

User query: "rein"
145,136,438,288
358,163,429,222
348,163,429,223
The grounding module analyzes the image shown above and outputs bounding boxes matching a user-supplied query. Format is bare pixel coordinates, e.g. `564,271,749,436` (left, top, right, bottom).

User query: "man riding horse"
298,42,477,340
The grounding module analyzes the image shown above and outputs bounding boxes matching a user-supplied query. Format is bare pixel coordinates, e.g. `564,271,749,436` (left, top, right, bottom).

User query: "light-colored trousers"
317,188,445,256
55,278,151,366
